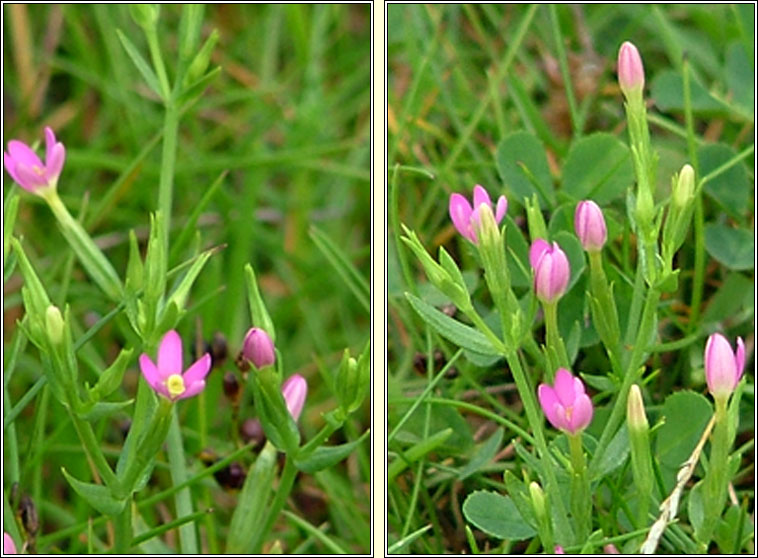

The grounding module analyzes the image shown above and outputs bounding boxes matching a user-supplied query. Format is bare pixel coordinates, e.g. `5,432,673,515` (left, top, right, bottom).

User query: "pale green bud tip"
129,4,158,29
673,164,695,208
45,305,65,345
528,481,545,513
626,384,648,432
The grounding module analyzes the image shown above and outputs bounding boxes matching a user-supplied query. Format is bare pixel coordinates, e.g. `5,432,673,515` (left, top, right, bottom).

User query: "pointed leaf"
61,468,126,516
116,29,164,100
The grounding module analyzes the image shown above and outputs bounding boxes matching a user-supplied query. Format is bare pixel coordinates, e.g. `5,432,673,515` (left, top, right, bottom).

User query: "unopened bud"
223,371,241,402
529,481,546,517
241,327,276,369
281,374,307,422
45,305,64,345
626,384,648,433
618,41,645,97
673,164,695,209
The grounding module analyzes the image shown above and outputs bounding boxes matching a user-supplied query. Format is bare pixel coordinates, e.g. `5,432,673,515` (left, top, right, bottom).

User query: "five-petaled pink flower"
529,239,570,303
704,333,745,400
139,330,211,401
282,374,308,422
538,368,593,435
449,185,507,244
4,127,66,194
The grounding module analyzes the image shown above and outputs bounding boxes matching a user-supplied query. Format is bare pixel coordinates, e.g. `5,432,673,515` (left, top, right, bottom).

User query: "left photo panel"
2,4,371,555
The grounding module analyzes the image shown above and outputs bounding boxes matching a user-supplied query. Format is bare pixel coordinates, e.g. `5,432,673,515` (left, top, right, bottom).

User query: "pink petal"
569,393,594,433
158,330,183,377
735,337,745,385
538,384,561,429
138,354,162,391
553,368,576,407
4,152,21,184
14,162,50,190
46,143,65,179
4,532,16,554
472,184,491,210
494,195,508,224
45,127,57,162
449,193,474,242
183,353,211,385
177,380,206,400
8,140,43,169
154,382,172,399
282,374,308,421
529,239,550,270
705,333,736,395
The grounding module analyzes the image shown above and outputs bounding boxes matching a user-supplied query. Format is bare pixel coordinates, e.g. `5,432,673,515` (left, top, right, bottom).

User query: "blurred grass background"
3,4,370,554
387,4,753,554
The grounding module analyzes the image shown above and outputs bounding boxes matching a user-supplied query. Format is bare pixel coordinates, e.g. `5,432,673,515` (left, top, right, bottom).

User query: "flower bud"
281,374,307,422
673,164,695,209
45,305,65,345
529,239,570,304
574,200,607,252
626,384,649,434
617,41,645,97
704,333,745,401
242,327,276,369
529,481,546,518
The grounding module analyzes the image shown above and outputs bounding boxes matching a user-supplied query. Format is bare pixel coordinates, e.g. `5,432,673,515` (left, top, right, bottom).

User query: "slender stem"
463,307,506,354
145,27,171,99
112,500,132,553
166,408,198,553
568,432,590,541
158,104,180,249
549,5,580,136
700,398,730,545
252,454,298,553
591,287,660,475
69,411,119,490
543,301,568,378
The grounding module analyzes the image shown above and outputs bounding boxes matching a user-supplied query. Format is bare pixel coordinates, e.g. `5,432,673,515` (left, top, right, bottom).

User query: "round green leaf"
651,70,727,114
496,131,554,208
699,143,751,218
561,133,634,204
462,491,537,540
704,223,754,271
655,391,712,468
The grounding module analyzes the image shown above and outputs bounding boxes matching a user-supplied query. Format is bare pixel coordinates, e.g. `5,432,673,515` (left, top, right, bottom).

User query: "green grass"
4,4,370,554
388,4,753,554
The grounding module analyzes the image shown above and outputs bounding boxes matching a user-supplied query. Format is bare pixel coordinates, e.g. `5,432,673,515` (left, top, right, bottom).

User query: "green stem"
700,398,730,545
158,104,180,249
252,454,298,553
463,307,506,354
568,432,590,541
113,500,133,553
591,287,660,475
145,27,171,100
69,411,119,490
505,352,575,544
543,301,568,379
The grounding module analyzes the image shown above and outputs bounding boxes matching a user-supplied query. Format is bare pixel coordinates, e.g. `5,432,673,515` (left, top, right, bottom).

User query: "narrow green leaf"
294,429,369,473
405,293,497,356
388,427,452,482
458,428,503,480
116,29,164,100
61,468,127,516
309,225,370,313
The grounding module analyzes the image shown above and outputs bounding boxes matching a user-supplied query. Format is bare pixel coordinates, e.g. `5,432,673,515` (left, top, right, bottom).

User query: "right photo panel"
387,4,755,555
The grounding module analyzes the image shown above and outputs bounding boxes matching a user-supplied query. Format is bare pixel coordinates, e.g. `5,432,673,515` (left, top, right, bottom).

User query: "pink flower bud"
282,374,307,422
4,532,16,554
449,184,507,244
704,333,745,400
574,200,607,252
529,239,570,303
3,127,66,194
538,368,593,434
604,543,621,554
617,41,645,96
242,327,276,369
555,545,565,554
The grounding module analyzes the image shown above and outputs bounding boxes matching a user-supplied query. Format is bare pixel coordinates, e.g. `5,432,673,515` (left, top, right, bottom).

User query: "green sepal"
182,29,219,87
88,348,134,402
244,263,276,341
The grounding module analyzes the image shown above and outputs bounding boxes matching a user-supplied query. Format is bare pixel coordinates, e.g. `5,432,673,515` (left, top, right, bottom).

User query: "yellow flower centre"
166,374,185,398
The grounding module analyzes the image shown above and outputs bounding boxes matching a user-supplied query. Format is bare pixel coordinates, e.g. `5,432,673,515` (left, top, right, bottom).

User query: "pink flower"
3,127,65,194
242,327,276,368
704,333,745,400
139,330,211,401
529,239,570,303
574,201,607,252
282,374,307,422
617,41,645,96
538,368,593,434
4,532,16,554
449,184,507,243
555,545,565,554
